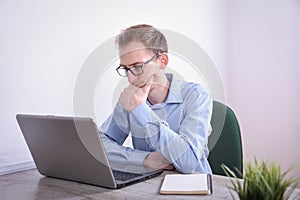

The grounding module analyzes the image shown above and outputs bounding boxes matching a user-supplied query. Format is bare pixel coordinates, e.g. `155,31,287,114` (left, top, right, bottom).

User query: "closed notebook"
160,174,213,195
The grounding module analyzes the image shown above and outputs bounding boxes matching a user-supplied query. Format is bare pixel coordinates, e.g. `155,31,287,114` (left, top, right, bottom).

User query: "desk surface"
0,169,299,200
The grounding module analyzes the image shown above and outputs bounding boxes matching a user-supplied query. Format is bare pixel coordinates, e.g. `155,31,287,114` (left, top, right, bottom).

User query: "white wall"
227,0,300,180
0,0,227,174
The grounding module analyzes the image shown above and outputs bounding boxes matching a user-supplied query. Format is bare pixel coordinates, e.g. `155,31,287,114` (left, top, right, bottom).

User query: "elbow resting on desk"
170,155,201,174
157,135,210,174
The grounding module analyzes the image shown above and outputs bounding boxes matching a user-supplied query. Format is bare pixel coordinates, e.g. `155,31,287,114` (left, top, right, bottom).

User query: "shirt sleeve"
99,103,149,168
130,85,213,173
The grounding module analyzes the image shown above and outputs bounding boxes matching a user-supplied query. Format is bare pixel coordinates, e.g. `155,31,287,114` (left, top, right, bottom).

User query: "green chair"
208,100,243,178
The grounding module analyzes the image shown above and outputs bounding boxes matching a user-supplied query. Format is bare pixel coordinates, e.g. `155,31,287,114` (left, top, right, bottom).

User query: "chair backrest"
208,100,243,178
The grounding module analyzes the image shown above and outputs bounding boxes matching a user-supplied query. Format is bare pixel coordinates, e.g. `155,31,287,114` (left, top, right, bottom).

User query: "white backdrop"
226,0,300,182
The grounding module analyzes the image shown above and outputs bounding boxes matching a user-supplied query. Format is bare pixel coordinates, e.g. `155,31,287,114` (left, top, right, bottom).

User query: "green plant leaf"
221,157,300,200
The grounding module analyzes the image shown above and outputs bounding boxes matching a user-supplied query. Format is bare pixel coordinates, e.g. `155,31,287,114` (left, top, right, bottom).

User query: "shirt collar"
146,73,183,109
165,73,183,104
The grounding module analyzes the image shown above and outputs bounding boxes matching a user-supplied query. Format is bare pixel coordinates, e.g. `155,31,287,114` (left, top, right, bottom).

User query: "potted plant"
222,159,300,200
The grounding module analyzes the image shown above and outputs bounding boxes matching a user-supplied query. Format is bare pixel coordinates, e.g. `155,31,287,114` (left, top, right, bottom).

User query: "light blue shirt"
99,74,212,173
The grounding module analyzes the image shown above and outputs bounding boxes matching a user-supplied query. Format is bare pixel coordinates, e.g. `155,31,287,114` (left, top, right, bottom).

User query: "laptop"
16,114,163,189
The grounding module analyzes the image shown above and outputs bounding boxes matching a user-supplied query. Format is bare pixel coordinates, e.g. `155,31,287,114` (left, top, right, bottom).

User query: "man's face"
119,41,160,87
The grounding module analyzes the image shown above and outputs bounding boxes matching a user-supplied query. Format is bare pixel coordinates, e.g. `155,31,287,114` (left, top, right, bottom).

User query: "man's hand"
143,151,174,170
119,76,154,112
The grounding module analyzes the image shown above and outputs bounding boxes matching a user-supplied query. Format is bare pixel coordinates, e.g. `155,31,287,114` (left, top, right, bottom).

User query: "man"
99,24,212,173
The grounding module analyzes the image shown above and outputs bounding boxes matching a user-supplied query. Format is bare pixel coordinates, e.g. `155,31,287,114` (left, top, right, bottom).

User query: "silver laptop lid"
16,114,117,188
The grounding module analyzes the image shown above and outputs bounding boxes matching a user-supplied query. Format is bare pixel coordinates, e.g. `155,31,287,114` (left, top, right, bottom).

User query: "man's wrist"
130,103,151,126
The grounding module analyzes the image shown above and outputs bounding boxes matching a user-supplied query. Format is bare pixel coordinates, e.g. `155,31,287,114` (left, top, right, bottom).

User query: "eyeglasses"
116,54,160,77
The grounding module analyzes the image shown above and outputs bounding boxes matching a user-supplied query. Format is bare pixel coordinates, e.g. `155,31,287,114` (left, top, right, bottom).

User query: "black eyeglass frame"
116,54,161,77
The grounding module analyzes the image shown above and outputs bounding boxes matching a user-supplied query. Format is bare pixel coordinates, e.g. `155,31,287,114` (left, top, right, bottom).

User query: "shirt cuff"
130,103,152,126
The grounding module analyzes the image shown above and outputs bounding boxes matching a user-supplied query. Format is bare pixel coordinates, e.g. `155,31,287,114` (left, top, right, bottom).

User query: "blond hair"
116,24,168,55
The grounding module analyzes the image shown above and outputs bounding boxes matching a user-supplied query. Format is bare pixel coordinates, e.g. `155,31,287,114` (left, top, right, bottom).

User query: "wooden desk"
0,169,299,199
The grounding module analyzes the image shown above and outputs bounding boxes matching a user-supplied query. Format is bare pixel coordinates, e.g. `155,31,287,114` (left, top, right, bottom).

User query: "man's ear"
159,53,168,69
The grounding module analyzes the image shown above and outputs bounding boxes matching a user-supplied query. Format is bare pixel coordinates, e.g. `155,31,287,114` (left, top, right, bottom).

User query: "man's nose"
127,70,136,83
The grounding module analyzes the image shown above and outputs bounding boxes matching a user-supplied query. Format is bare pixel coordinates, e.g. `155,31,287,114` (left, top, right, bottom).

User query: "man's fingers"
119,76,155,111
164,164,175,171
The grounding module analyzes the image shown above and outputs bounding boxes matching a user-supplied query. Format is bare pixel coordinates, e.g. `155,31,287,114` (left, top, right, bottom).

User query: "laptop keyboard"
112,170,143,181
